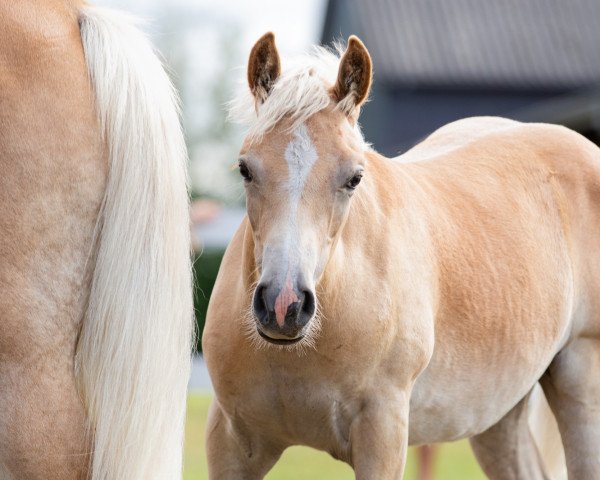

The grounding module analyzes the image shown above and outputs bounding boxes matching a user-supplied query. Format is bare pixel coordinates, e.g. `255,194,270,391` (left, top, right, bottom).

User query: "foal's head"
233,33,372,347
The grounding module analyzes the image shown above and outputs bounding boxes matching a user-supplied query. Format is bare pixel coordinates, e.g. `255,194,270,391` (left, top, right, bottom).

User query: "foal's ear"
247,32,281,104
332,36,372,115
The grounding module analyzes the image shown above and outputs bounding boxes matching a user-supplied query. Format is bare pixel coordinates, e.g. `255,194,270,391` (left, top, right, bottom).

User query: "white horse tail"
528,384,567,480
76,7,193,480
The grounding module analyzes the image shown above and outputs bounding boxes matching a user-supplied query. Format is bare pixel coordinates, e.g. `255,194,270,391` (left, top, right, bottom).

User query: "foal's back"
403,115,600,311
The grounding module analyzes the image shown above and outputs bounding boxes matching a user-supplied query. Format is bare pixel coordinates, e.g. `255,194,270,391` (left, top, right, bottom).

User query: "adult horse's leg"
416,445,436,480
206,403,283,479
469,391,550,480
540,338,600,479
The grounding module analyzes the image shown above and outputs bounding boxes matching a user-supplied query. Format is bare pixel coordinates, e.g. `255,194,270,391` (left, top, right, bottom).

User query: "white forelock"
229,44,368,146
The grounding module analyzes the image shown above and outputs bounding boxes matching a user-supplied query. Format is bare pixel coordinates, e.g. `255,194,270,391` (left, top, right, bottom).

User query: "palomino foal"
204,33,600,479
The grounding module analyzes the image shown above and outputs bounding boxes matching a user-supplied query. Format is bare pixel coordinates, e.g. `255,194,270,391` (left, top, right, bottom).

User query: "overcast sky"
95,0,326,57
92,0,327,201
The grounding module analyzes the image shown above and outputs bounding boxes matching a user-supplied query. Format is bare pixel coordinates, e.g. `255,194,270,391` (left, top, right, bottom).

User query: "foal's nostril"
253,284,268,325
253,282,316,334
296,289,316,328
302,290,316,316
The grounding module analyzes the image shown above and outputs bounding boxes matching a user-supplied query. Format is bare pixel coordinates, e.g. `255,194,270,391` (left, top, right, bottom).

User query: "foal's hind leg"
540,338,600,479
205,402,283,479
469,391,550,480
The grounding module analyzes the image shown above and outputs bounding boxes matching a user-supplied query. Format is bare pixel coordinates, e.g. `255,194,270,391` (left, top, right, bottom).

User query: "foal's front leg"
205,401,283,480
350,390,410,480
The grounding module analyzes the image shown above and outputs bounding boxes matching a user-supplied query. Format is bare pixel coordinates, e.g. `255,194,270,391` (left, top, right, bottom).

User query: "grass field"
184,393,487,480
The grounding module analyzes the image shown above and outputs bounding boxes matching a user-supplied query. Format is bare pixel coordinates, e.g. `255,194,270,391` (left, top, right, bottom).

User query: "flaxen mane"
229,44,368,145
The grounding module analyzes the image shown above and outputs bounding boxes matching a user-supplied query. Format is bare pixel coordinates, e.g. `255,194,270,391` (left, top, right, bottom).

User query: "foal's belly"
407,313,571,445
406,214,575,444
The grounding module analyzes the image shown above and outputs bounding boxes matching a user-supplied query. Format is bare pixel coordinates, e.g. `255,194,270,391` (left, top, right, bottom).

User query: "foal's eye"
239,161,252,182
345,173,363,190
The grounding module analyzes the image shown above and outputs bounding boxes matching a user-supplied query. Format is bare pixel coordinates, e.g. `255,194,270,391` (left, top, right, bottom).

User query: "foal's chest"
227,366,362,461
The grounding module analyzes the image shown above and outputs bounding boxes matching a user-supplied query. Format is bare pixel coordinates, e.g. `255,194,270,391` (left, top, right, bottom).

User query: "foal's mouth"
257,329,305,345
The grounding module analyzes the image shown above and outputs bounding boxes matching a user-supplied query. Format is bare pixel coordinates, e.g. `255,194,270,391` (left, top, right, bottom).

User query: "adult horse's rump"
0,3,192,479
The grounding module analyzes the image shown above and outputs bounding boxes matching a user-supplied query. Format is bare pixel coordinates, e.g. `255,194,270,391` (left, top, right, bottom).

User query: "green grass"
184,393,487,480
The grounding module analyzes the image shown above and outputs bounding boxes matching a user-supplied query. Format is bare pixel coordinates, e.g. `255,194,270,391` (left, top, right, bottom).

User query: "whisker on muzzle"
241,282,322,356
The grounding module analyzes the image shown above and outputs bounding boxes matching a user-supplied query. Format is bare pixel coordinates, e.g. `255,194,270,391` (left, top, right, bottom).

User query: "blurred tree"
151,7,245,205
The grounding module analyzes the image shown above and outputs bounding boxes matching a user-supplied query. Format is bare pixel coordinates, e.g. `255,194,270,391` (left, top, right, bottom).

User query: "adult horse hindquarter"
0,3,192,479
203,34,600,479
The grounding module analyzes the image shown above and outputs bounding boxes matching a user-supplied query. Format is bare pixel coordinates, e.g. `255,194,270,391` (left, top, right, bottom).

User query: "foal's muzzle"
252,281,316,344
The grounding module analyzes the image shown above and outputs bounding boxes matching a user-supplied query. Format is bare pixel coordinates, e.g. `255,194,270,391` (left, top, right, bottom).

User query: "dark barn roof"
323,0,600,91
322,0,600,155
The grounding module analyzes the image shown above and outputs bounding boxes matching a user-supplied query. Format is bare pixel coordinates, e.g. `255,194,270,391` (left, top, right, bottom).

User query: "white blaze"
277,123,318,272
285,123,318,208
